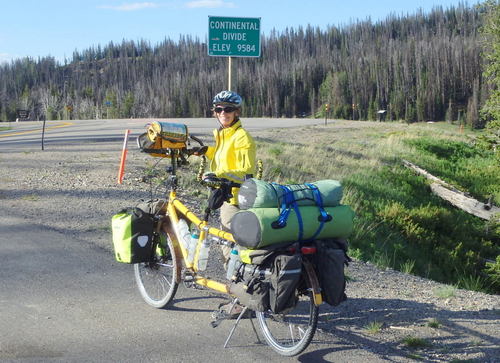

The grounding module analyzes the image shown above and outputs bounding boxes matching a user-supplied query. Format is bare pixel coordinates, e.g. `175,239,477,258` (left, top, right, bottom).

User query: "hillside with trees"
0,3,496,128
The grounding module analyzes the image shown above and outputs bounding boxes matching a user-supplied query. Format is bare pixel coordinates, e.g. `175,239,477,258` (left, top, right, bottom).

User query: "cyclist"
198,91,256,317
203,91,256,260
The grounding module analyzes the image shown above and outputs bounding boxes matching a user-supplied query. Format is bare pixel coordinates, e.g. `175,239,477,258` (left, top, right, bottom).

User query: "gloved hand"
191,146,208,156
202,172,217,182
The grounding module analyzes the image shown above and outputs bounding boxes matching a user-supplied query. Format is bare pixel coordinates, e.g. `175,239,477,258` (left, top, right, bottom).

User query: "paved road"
0,118,325,152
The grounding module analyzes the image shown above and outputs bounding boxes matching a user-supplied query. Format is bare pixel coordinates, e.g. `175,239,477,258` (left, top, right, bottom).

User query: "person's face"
214,104,239,128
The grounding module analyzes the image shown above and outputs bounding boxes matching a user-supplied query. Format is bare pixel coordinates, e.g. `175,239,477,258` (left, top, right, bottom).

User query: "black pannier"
314,239,350,306
229,264,271,312
269,253,302,313
229,248,303,314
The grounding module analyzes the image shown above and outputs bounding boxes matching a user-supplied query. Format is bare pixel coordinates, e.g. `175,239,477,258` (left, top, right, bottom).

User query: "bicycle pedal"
210,311,228,328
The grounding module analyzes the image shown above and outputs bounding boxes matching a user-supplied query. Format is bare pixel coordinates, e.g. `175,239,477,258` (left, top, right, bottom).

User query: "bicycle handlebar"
200,175,241,189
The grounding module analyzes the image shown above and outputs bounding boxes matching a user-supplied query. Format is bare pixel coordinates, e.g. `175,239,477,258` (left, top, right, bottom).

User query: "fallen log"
403,160,500,221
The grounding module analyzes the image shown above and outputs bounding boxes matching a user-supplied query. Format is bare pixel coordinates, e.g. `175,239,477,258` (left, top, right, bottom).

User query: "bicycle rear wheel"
256,264,319,356
134,231,179,308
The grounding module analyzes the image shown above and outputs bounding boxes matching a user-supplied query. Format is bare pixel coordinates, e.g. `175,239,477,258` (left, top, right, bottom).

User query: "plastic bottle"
197,237,211,271
186,228,199,264
226,248,241,281
176,219,191,250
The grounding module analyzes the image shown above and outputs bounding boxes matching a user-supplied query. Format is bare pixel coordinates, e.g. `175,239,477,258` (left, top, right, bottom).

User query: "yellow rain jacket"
205,120,256,205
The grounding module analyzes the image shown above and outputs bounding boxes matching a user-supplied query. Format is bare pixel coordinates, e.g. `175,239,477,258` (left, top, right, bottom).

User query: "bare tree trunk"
403,160,499,221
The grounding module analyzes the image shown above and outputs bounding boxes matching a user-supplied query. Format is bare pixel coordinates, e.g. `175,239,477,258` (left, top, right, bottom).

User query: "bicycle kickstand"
223,306,262,348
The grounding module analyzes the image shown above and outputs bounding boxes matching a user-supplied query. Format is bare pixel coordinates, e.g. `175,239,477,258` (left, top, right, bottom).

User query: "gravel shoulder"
1,137,499,363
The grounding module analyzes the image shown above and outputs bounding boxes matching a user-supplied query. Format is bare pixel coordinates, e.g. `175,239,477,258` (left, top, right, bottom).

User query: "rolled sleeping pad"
230,205,355,249
238,179,343,210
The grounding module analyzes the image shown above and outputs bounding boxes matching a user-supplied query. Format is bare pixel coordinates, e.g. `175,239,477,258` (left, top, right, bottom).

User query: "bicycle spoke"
288,323,295,344
256,263,319,356
134,233,178,308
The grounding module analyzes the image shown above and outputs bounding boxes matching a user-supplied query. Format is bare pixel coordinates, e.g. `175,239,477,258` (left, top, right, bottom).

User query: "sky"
0,0,480,64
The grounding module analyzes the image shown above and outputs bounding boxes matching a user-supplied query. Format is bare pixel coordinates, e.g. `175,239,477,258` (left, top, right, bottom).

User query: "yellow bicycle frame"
163,189,234,294
159,168,322,306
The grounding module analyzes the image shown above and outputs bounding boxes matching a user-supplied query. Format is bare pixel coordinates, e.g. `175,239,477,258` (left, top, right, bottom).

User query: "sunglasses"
214,106,237,113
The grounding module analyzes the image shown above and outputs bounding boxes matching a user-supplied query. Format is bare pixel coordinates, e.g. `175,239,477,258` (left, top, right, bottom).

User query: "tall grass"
253,121,499,293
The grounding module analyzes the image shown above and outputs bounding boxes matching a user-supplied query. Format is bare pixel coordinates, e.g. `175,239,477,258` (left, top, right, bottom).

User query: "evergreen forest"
0,3,496,128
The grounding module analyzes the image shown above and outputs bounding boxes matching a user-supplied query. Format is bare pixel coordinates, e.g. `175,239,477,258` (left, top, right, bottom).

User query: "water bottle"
197,238,211,271
187,228,199,264
176,219,191,250
226,248,241,281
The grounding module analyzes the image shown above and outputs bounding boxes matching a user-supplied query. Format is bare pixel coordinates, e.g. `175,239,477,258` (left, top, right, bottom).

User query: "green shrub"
402,336,431,348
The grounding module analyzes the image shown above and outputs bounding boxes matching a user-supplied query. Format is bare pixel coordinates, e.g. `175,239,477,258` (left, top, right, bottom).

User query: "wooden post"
41,116,46,151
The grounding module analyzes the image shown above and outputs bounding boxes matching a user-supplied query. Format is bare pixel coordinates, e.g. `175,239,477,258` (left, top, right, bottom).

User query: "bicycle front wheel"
256,265,319,356
134,232,179,308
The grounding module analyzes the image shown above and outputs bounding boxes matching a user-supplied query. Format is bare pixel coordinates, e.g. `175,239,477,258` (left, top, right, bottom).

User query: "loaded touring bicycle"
112,122,353,356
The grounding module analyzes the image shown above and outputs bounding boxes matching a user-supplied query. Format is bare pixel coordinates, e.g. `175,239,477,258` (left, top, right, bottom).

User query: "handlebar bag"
111,207,155,263
230,205,354,249
238,179,343,210
138,121,188,157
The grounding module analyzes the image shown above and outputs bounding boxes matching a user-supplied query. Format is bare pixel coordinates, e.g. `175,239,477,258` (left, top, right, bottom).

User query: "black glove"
191,146,208,156
202,172,217,182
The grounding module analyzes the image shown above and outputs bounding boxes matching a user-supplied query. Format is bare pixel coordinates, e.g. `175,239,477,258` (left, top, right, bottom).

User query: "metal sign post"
228,56,232,91
208,16,261,91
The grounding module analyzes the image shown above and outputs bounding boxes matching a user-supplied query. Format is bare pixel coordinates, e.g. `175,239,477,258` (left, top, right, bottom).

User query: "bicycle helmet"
212,90,242,107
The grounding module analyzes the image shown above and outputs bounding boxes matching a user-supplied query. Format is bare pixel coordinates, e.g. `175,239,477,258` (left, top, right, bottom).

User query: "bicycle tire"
134,231,179,308
256,262,319,356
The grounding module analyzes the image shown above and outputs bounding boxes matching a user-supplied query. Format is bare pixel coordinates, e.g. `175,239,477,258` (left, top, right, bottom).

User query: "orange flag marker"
117,129,131,184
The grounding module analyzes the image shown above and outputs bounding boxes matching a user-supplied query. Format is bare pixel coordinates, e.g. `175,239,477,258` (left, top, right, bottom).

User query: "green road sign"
208,16,261,57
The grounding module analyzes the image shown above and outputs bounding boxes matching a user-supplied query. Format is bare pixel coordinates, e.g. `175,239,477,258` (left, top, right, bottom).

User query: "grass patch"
433,285,456,299
457,274,489,292
21,194,40,201
401,259,416,274
427,318,441,328
402,336,431,349
364,321,384,334
269,146,283,156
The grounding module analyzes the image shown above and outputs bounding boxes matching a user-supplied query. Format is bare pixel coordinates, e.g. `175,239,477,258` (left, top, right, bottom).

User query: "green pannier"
230,205,355,249
238,179,343,210
111,207,155,263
